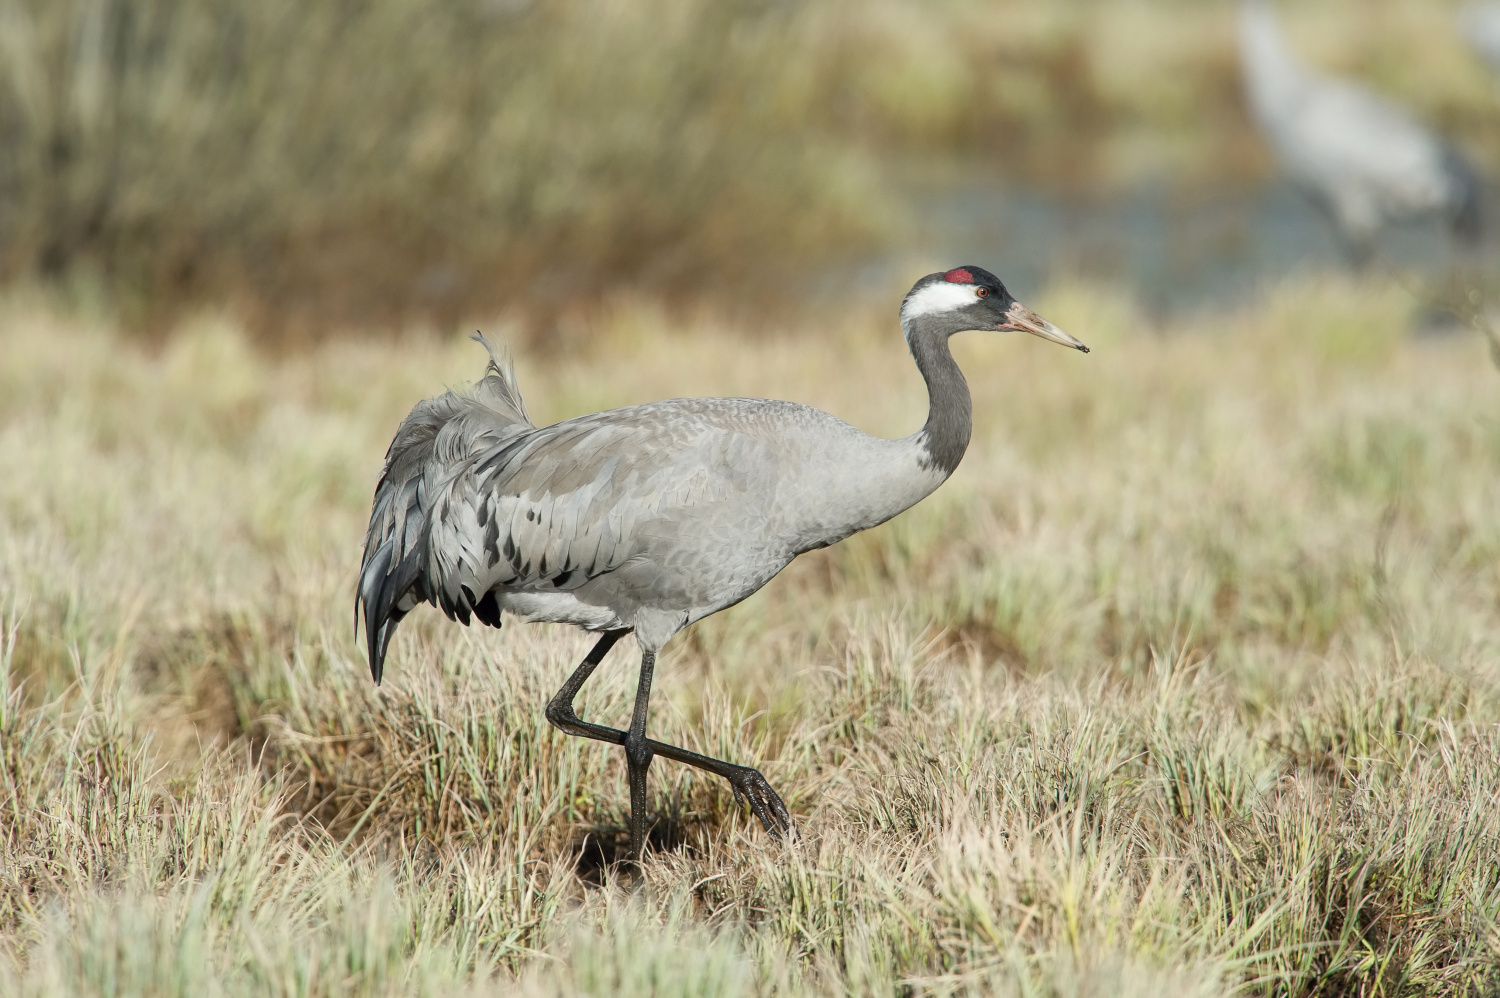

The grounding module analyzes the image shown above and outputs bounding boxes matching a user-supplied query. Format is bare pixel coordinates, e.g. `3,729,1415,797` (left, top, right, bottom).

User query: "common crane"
357,268,1088,858
1239,0,1480,263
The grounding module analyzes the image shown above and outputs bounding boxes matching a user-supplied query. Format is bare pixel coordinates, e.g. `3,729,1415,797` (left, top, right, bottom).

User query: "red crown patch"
943,268,975,284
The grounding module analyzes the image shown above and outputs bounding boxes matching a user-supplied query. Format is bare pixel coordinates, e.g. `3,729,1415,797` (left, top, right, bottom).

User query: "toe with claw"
727,765,795,839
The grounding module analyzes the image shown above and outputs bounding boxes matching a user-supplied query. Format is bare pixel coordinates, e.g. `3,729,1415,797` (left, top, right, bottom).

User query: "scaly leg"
544,632,794,850
622,650,657,858
544,630,628,743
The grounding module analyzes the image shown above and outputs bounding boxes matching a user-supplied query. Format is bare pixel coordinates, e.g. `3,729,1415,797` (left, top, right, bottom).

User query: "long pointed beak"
999,302,1089,353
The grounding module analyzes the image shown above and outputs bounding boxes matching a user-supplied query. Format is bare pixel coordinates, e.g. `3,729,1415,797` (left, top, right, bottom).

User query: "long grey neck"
906,320,972,476
1240,1,1307,116
780,316,972,555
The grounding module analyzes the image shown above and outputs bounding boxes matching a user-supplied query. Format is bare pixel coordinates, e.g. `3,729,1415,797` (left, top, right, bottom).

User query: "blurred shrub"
0,0,890,337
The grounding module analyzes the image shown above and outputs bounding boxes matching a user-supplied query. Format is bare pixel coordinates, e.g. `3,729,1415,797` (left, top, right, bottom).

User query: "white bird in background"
357,267,1088,859
1461,2,1500,72
1239,0,1480,263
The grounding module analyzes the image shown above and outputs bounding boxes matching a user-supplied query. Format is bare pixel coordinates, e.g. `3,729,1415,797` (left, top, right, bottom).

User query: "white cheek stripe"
900,281,978,323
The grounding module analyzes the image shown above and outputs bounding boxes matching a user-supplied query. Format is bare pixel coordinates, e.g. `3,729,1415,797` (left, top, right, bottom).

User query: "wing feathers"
359,342,535,683
359,357,786,684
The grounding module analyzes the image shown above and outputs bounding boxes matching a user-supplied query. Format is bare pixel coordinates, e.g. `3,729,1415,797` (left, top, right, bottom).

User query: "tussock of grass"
2,278,1500,994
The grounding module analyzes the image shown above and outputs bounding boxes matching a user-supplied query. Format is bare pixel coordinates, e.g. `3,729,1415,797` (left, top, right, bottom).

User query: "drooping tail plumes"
357,334,535,684
470,331,533,427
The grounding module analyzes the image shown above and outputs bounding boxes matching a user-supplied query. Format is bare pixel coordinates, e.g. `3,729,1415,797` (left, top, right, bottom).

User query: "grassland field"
2,275,1500,995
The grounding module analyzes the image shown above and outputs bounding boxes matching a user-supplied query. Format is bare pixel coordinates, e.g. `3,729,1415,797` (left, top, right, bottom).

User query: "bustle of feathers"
357,333,533,684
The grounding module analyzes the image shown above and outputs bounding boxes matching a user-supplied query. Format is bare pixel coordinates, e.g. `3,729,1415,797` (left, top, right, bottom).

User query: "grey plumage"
357,270,1087,857
360,342,940,675
1240,0,1480,261
359,335,534,681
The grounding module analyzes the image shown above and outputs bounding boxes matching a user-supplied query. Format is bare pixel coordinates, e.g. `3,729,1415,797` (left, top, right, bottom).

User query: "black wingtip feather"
360,535,425,685
369,607,409,686
367,611,384,684
473,589,502,629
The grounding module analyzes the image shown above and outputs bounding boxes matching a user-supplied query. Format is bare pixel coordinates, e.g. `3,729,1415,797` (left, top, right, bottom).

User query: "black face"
949,265,1016,326
901,264,1090,352
901,265,1016,336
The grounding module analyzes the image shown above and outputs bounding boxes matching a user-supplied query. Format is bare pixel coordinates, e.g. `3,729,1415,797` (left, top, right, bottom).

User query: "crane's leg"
544,630,628,744
544,633,794,849
622,650,657,858
646,735,793,842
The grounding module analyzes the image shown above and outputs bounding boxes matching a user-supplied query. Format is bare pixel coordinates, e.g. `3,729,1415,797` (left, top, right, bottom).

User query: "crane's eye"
975,287,989,298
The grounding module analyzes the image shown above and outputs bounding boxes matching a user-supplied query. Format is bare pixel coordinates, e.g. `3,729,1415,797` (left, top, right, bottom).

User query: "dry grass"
2,275,1500,995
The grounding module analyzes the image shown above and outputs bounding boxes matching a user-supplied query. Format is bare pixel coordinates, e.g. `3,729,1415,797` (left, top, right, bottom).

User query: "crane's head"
900,266,1088,353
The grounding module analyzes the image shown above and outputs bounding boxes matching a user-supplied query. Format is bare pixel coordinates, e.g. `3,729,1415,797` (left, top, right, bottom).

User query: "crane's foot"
725,765,794,839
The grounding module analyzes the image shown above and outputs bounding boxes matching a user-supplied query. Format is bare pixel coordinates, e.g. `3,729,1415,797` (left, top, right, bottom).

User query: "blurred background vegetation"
2,0,1496,341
